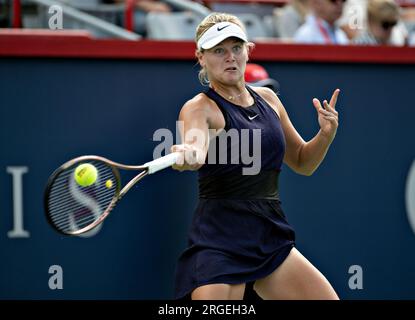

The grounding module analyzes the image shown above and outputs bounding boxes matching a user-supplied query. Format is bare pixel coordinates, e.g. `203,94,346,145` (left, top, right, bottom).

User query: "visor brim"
200,33,247,50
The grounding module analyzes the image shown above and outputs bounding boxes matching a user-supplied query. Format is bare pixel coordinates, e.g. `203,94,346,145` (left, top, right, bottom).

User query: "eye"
233,44,242,53
213,47,224,55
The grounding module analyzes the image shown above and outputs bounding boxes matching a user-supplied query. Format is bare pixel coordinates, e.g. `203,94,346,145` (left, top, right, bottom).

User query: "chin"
224,79,240,86
223,74,242,84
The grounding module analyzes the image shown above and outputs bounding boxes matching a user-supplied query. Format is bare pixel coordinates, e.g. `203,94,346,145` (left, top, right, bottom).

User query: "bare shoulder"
250,86,284,118
179,93,225,129
181,93,219,113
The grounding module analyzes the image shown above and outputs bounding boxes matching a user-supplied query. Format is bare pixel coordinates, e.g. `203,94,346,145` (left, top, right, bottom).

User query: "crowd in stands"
101,0,415,45
285,0,408,45
0,0,414,45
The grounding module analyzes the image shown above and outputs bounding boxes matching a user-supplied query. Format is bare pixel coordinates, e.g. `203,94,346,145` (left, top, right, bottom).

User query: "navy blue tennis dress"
174,86,296,299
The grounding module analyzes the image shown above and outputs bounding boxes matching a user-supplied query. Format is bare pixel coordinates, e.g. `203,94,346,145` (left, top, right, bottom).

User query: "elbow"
292,162,318,176
292,160,316,177
295,144,318,176
302,168,316,176
296,167,315,176
287,144,319,176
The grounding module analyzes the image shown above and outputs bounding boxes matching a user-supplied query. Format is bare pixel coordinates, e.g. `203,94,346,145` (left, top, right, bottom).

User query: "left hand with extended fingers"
312,88,340,143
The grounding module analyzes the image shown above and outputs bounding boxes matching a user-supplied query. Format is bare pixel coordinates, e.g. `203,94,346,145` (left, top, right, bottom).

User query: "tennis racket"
44,153,179,236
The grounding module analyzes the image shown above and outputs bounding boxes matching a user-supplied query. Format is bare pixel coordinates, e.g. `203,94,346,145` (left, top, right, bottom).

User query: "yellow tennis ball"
74,163,97,187
105,179,113,189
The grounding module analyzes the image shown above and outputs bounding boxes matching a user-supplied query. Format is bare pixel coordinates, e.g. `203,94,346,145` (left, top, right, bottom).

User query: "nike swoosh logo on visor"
217,25,231,31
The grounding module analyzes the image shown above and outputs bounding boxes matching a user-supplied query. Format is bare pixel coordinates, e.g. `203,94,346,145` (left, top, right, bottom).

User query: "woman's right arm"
171,94,212,172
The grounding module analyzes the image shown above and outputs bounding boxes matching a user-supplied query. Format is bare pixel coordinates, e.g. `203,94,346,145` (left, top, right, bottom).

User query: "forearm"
172,100,211,172
297,130,334,176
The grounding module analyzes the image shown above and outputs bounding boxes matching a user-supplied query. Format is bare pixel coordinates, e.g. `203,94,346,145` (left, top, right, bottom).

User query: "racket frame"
44,155,149,235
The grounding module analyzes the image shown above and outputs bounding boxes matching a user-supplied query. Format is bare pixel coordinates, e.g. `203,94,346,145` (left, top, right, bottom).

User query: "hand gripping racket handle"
144,152,179,174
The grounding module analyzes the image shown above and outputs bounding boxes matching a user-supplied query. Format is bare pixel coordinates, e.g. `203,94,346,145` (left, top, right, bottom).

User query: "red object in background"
13,0,22,28
244,63,280,92
125,0,134,32
1,31,415,64
244,63,270,83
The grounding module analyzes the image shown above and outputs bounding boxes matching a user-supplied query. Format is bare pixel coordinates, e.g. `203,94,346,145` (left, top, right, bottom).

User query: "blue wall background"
1,58,414,299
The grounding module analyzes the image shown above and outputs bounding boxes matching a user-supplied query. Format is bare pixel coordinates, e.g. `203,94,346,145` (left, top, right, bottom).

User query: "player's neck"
211,83,252,106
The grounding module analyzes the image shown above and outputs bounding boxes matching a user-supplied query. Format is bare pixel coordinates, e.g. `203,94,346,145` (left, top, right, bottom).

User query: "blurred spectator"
107,0,173,35
294,0,349,44
410,27,415,45
275,0,310,38
339,0,409,43
245,63,280,94
353,0,406,45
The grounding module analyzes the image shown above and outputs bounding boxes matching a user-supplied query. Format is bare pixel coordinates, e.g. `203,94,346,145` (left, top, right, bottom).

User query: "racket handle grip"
144,152,179,174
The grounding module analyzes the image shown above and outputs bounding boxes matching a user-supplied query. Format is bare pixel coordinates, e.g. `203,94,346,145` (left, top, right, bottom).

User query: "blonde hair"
367,0,400,23
195,12,254,85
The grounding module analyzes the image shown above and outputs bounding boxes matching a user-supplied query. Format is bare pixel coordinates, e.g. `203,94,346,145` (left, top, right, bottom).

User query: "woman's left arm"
264,88,340,176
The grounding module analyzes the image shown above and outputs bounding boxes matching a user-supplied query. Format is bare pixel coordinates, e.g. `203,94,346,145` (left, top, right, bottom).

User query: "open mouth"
225,67,237,71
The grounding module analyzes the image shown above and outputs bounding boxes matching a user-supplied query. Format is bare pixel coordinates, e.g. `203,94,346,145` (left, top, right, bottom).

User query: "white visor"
197,22,248,50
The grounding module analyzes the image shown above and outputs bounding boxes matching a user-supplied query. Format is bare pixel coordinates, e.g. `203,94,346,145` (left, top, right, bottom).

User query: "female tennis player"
171,12,340,300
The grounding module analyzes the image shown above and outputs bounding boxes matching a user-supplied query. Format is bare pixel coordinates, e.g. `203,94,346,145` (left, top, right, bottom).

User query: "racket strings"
46,160,118,234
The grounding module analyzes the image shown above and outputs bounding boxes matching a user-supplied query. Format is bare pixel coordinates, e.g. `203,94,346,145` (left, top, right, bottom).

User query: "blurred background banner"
1,50,414,299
